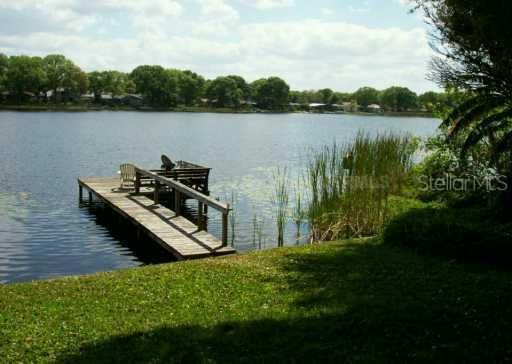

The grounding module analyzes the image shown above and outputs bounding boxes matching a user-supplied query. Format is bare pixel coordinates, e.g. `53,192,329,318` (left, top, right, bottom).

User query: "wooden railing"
133,165,230,246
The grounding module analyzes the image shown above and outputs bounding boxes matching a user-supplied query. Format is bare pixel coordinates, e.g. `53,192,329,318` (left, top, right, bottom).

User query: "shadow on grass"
58,241,512,363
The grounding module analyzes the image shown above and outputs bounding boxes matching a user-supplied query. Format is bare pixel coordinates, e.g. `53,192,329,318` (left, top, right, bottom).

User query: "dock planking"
78,176,236,260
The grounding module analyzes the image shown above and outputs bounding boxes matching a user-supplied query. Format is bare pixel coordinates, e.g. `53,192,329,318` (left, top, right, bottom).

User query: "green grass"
1,240,512,363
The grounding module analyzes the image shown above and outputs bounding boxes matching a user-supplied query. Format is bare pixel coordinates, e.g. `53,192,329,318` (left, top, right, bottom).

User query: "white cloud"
241,0,294,10
321,8,334,16
233,20,433,91
0,0,183,32
0,3,438,93
200,0,239,21
194,0,240,34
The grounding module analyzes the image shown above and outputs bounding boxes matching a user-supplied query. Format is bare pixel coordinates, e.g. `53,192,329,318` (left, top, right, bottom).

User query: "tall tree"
353,87,380,108
205,76,242,108
88,71,107,102
43,54,86,100
175,70,205,106
414,0,512,208
380,86,418,111
5,56,46,100
319,88,334,104
251,77,290,110
227,75,251,100
0,53,8,92
413,0,512,206
131,65,179,107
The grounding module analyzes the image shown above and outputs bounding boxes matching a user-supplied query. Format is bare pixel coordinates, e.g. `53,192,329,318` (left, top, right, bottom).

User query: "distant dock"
78,164,235,260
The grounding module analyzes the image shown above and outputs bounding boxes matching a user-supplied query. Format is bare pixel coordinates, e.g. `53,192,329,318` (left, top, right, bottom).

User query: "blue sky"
0,0,438,93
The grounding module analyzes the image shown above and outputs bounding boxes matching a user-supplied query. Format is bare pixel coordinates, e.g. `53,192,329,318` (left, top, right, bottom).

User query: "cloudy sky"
0,0,438,93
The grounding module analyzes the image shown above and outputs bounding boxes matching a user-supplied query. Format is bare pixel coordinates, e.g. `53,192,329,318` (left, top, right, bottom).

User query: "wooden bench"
138,160,210,195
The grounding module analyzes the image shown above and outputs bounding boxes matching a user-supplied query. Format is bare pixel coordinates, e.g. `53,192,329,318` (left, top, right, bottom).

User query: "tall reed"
271,167,289,247
306,131,416,241
292,173,306,245
228,190,238,247
251,213,266,250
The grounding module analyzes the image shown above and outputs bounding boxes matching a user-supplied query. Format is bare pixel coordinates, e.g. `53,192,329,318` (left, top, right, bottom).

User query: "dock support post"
174,189,181,216
222,210,229,247
154,181,160,205
197,201,204,231
88,191,93,204
135,172,141,194
79,184,83,203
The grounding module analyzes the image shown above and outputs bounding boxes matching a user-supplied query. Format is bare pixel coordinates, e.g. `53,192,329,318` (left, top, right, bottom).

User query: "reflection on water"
0,111,439,283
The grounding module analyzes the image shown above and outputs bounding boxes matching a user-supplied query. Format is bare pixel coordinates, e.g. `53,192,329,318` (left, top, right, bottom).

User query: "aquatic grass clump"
271,167,290,247
307,131,417,241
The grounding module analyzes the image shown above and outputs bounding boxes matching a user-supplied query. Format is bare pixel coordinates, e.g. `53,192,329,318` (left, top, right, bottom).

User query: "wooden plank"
77,177,235,260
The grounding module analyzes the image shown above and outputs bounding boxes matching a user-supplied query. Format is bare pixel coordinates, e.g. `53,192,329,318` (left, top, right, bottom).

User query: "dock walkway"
78,176,235,260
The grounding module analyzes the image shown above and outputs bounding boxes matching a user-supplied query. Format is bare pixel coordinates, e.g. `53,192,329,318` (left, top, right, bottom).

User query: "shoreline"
0,104,435,118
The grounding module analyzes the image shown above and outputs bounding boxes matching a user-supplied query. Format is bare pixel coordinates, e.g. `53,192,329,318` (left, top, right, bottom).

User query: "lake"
0,111,439,283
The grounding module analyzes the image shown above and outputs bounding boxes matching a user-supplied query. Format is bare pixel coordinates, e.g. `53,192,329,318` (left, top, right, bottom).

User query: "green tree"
319,88,334,104
413,0,512,206
251,77,290,110
106,71,132,96
43,54,87,100
205,76,242,108
5,55,46,100
380,86,418,111
175,70,205,106
289,90,301,103
418,91,441,111
88,71,107,102
0,53,8,91
226,75,250,100
88,71,130,101
131,65,179,107
353,87,380,108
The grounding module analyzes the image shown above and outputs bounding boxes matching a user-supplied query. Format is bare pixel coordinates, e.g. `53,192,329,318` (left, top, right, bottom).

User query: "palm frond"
441,95,484,129
448,96,504,138
461,107,512,157
492,130,512,163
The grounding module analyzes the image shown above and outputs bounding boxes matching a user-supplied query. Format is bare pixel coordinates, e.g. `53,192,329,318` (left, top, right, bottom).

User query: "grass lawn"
1,239,511,363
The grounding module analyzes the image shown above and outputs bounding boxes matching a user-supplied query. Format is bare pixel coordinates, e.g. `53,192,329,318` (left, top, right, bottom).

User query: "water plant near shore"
271,167,290,247
306,132,417,241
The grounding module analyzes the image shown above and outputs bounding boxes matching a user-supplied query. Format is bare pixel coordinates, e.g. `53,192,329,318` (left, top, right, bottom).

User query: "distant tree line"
0,52,452,112
291,86,459,113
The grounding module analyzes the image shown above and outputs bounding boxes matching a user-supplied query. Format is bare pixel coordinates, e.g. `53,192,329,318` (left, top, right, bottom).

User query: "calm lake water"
0,111,439,283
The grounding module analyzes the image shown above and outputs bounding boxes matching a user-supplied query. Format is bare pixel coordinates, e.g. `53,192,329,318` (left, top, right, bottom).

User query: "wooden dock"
78,167,236,260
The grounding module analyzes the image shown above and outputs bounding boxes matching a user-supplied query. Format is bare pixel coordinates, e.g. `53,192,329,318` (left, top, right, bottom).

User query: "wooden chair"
119,164,136,190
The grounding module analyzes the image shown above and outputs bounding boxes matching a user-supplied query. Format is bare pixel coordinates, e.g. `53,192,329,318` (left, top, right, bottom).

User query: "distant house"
80,93,95,103
308,103,327,112
240,100,257,107
367,104,382,113
342,102,358,112
99,94,113,105
309,103,347,113
46,88,80,102
289,102,302,109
